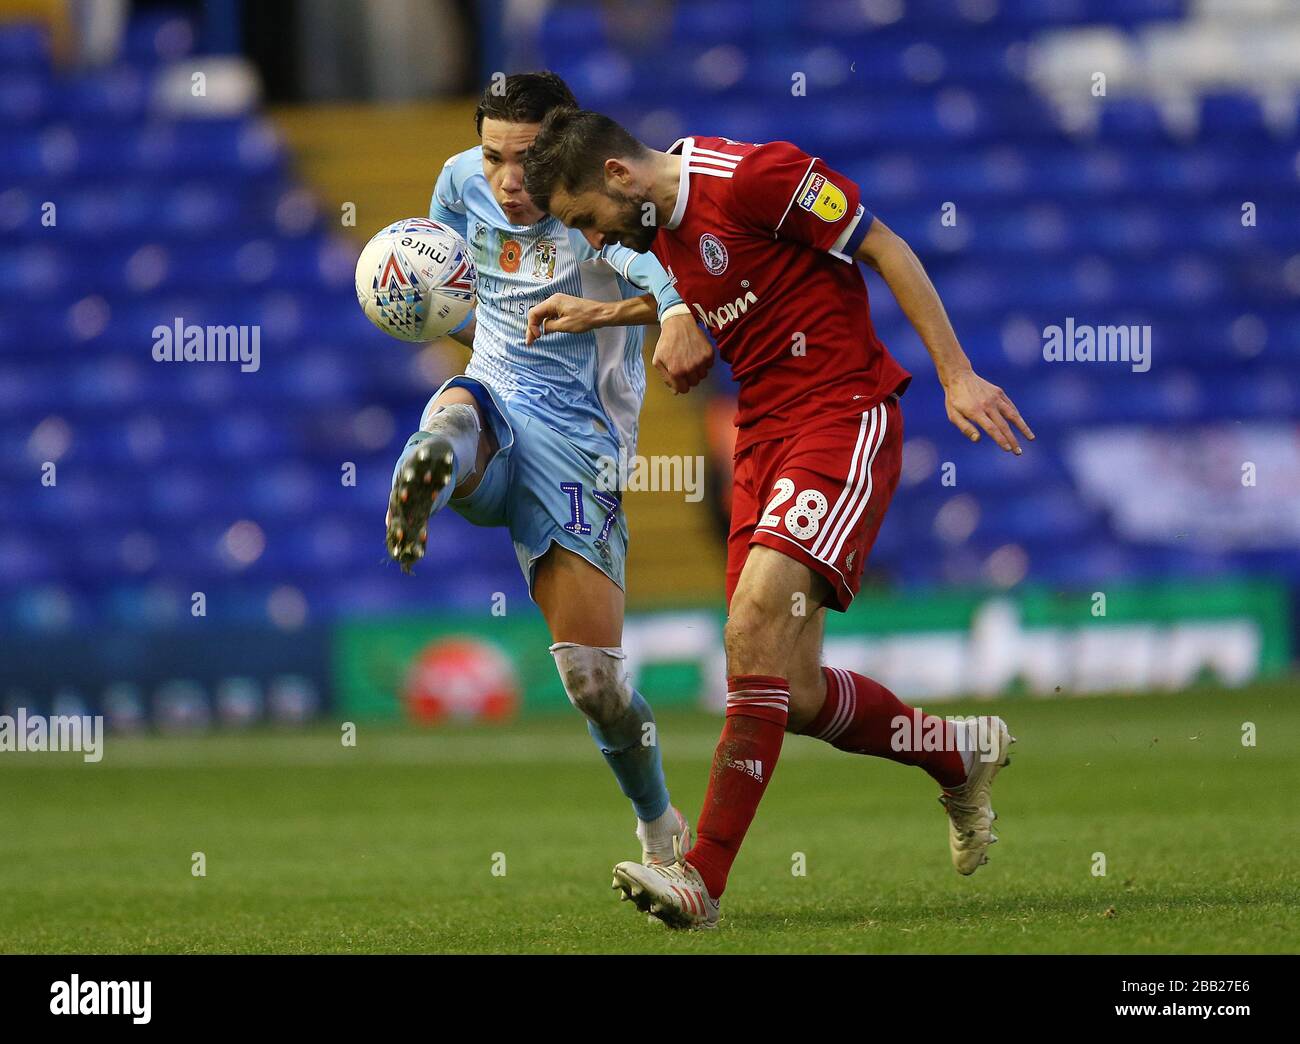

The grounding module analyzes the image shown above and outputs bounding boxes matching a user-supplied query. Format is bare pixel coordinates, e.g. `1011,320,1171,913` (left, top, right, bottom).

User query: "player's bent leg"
785,608,829,733
535,546,688,866
387,386,496,572
423,386,497,495
724,544,829,676
786,615,1017,874
794,660,968,789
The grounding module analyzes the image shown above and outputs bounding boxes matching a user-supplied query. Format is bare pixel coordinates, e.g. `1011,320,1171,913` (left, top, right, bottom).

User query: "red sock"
684,675,788,899
798,667,967,789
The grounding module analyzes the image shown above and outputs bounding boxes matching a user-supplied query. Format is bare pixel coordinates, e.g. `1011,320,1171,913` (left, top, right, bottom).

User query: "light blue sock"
587,689,670,822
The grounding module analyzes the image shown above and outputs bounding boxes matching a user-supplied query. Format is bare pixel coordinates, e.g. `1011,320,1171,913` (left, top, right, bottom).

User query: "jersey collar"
664,137,693,231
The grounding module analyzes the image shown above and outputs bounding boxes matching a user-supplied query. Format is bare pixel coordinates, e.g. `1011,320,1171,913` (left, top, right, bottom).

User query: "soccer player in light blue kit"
386,73,714,867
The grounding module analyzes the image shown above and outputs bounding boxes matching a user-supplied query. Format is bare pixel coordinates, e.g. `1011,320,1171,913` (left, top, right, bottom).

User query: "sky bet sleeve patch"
796,170,849,222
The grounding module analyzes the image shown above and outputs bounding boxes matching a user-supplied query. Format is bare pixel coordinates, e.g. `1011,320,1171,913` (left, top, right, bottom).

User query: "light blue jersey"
403,145,680,827
416,146,682,597
431,146,680,459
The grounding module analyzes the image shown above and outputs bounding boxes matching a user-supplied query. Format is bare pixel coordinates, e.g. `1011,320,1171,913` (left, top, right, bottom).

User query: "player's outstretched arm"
527,293,712,394
856,218,1035,454
525,292,657,344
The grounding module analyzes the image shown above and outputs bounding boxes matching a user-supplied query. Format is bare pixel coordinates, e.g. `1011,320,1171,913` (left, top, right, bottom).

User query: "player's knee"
421,388,482,429
549,643,632,726
415,399,487,493
421,399,481,441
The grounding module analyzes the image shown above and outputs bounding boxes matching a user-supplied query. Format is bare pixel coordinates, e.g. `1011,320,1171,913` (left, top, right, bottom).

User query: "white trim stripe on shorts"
810,402,888,564
824,405,889,564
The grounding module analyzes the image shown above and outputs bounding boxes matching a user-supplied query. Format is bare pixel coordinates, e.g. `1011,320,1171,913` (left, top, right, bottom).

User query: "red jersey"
650,136,911,451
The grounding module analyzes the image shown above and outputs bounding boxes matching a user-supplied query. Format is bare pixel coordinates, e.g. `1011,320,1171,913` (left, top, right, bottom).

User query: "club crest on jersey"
797,171,849,223
532,239,557,281
699,233,729,276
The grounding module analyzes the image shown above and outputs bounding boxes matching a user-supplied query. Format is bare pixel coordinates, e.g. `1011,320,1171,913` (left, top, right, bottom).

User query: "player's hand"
526,294,610,344
652,313,714,394
943,369,1035,454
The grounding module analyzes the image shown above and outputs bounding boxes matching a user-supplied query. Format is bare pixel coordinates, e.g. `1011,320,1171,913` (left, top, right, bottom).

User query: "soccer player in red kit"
523,109,1034,928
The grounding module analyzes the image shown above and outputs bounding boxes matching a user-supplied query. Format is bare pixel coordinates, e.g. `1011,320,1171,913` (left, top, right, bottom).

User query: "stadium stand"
1,1,1297,637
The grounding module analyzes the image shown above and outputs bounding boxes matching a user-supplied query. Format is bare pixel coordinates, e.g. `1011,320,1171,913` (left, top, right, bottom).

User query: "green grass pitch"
1,681,1296,954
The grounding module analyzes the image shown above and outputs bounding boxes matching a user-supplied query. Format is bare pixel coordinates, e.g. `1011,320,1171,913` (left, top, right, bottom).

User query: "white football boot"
638,806,692,867
612,835,720,929
939,715,1015,875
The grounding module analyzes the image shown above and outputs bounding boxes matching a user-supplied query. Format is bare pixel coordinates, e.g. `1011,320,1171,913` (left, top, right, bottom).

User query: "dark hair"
522,108,647,213
474,71,577,135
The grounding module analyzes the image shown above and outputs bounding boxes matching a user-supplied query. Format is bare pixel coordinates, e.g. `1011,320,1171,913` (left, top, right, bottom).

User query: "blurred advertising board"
334,580,1291,718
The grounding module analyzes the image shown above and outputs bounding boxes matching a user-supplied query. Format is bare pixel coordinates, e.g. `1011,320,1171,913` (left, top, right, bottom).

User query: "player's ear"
604,156,633,187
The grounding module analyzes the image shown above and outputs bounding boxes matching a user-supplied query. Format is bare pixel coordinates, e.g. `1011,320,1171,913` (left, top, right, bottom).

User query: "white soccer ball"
354,218,476,342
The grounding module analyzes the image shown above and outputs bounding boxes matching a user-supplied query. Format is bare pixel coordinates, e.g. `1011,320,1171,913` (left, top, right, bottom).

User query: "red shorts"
725,395,902,612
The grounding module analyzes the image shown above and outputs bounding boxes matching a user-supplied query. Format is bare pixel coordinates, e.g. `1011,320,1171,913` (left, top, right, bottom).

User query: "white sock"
958,718,979,778
636,806,680,860
423,402,481,486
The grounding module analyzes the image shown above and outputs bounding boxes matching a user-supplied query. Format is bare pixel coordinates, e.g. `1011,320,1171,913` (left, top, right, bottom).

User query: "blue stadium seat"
0,23,51,72
5,2,1296,631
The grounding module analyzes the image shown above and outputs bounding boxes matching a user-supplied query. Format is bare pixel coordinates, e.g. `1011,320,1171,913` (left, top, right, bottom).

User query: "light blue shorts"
435,376,628,596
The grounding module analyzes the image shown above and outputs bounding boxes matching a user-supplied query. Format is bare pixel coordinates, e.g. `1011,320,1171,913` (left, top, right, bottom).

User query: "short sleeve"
731,140,872,262
429,155,469,239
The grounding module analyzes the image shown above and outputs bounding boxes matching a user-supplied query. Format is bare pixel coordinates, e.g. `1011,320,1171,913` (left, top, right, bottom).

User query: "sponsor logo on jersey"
845,549,857,571
691,290,758,332
797,171,849,223
699,233,729,275
532,239,557,281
